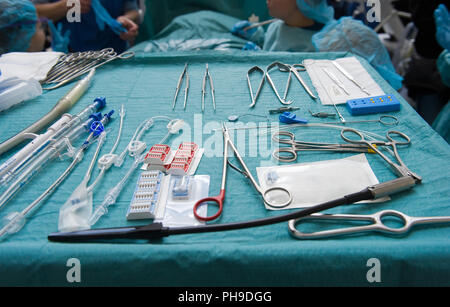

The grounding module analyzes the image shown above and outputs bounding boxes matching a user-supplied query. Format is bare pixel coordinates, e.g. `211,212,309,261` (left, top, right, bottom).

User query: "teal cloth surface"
137,0,271,43
133,11,249,52
0,50,450,286
263,19,318,52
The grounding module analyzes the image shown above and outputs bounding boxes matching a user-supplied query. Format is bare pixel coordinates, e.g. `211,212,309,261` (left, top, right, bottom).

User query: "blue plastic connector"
93,97,107,110
279,112,308,124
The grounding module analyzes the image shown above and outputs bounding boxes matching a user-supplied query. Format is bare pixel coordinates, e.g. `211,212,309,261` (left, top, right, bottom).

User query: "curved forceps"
272,131,373,163
247,66,265,108
266,62,294,105
341,129,422,182
288,210,450,239
193,123,293,221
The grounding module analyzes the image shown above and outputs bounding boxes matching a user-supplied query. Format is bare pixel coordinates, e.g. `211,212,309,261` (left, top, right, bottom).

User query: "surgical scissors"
193,123,293,221
272,131,375,163
288,210,450,239
202,64,216,112
341,128,422,183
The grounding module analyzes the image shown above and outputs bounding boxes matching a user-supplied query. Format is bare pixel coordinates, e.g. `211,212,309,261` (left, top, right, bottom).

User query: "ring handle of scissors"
262,186,293,209
272,131,295,144
340,128,371,145
117,51,135,60
386,131,410,146
379,115,399,126
193,189,225,222
272,147,297,163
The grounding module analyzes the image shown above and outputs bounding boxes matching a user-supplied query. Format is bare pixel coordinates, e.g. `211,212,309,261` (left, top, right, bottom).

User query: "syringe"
0,97,106,186
0,114,102,211
0,111,114,241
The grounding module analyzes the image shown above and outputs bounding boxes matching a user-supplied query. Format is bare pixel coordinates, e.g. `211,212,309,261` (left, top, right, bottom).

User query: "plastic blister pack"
155,175,210,227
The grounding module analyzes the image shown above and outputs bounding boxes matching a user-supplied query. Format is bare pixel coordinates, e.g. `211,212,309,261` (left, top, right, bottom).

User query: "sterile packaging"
155,175,210,227
0,52,62,112
0,78,42,112
303,57,385,106
126,171,168,220
257,154,389,210
58,178,93,232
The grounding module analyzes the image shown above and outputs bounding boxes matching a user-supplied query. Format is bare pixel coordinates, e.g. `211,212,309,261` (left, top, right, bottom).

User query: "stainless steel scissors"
288,210,450,239
340,129,422,183
272,131,374,163
193,123,293,221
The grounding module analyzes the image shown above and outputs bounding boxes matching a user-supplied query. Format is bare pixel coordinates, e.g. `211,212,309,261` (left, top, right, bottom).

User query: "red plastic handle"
193,189,225,222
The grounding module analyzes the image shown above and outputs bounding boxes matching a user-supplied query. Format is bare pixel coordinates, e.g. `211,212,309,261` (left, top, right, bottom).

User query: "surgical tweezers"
172,63,189,110
202,64,216,112
289,210,450,239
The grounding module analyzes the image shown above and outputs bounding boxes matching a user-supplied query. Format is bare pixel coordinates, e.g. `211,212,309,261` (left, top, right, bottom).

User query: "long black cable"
48,188,374,242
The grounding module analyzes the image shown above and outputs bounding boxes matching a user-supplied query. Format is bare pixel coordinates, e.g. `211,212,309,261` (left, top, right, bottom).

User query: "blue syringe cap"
89,112,102,121
93,97,107,110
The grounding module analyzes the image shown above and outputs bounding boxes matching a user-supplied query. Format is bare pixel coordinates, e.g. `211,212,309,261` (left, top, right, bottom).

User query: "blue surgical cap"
312,17,403,90
0,0,37,54
296,0,335,24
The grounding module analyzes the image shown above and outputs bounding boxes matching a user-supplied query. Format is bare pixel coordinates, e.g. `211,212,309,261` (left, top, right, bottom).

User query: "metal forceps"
193,123,293,221
272,131,375,163
42,50,135,90
340,129,422,183
172,63,189,110
43,49,115,82
247,66,265,108
202,64,216,112
288,210,450,239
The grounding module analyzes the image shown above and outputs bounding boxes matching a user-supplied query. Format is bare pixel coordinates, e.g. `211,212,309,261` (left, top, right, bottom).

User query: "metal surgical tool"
332,61,371,96
288,210,450,239
42,50,135,90
172,63,189,110
193,123,293,221
282,64,318,100
322,68,350,95
341,128,422,183
247,66,265,108
272,131,375,163
266,62,294,105
202,64,216,112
